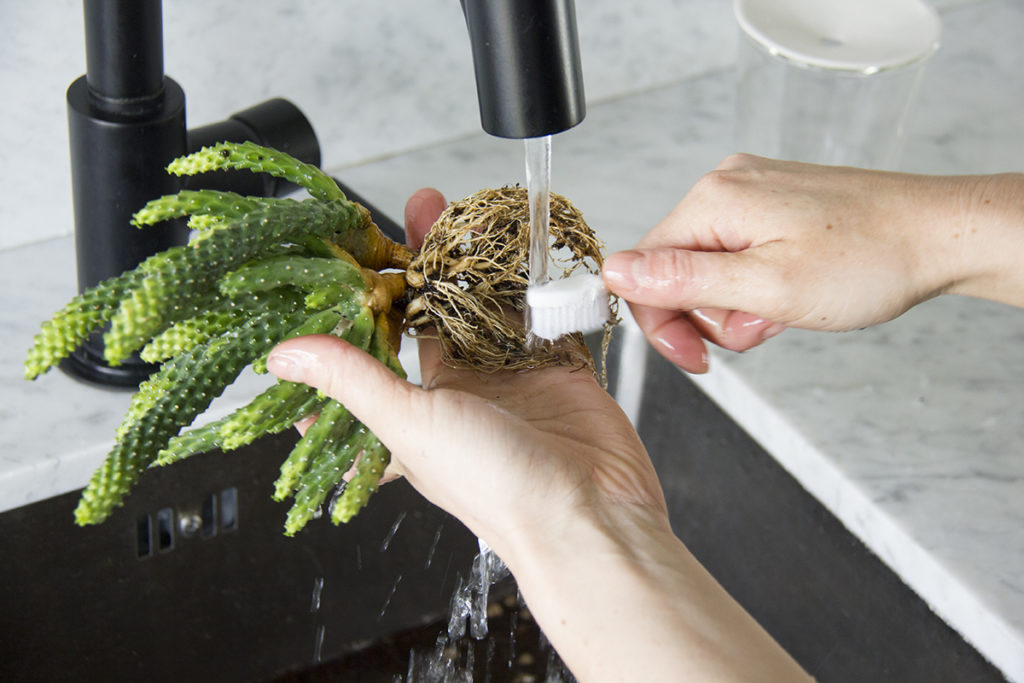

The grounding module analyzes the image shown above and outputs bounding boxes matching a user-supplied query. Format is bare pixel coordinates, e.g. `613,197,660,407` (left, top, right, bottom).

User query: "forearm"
937,172,1024,308
501,506,812,682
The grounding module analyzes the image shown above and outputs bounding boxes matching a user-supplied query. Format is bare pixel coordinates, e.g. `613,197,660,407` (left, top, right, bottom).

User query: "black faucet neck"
462,0,586,139
84,0,167,116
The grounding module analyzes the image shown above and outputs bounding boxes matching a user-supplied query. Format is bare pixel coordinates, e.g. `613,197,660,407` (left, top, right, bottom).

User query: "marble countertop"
2,0,1021,680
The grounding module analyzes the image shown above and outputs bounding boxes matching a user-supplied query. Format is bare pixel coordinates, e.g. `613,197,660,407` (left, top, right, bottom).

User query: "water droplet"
312,623,325,663
424,524,443,569
380,511,406,552
378,574,402,620
310,576,324,613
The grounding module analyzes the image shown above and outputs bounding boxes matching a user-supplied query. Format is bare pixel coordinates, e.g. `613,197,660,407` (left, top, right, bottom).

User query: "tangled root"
405,187,614,374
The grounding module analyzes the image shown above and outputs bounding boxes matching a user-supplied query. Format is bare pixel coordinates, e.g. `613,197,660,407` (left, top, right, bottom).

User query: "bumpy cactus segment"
104,199,359,365
250,307,347,374
30,139,608,538
284,425,373,536
118,291,305,441
131,189,263,229
155,381,321,465
274,398,356,503
332,434,389,524
75,308,307,524
220,254,369,296
24,268,145,380
140,305,249,363
153,415,232,466
216,381,321,452
26,141,426,534
140,289,302,364
166,140,345,203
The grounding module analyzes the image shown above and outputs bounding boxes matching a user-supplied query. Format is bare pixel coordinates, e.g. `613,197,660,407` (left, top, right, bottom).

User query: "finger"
404,188,447,249
628,303,709,373
603,247,779,318
688,308,785,352
415,329,446,389
293,414,317,437
341,455,406,485
267,334,426,454
404,189,447,385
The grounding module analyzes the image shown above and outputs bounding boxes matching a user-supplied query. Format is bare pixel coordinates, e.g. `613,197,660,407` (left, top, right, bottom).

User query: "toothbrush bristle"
527,273,610,340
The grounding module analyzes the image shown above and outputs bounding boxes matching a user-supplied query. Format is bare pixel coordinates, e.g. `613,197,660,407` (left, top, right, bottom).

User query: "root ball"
405,187,611,373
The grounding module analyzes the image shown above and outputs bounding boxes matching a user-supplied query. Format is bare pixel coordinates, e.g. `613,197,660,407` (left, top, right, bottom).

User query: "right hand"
603,154,1020,372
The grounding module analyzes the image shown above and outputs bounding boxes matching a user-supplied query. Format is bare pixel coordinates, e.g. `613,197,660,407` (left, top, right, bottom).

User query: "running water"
407,538,510,681
381,511,407,552
310,576,326,663
424,523,444,569
524,135,552,349
310,576,325,613
378,574,403,620
447,539,509,640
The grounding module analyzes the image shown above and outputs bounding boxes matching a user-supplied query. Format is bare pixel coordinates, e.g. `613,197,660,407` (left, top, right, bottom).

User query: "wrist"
933,173,1024,306
497,502,809,682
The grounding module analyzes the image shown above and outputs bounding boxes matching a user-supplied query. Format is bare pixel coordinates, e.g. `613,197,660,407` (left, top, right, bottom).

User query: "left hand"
267,188,670,559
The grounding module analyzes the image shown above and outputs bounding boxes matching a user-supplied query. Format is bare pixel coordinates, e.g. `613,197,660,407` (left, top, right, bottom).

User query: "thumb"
266,334,424,453
603,247,773,313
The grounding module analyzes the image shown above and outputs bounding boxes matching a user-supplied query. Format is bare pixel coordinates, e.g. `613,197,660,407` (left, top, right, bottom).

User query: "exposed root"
405,187,614,374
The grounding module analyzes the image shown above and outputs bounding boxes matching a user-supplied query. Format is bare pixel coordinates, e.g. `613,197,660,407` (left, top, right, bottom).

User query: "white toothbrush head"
526,273,611,341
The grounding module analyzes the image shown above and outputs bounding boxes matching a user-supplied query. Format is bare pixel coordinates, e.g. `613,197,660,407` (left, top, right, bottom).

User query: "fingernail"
266,348,317,381
603,251,640,291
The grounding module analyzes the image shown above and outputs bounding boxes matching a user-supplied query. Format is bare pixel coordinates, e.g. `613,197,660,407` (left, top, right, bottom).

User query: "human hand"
603,154,1002,372
266,188,811,682
267,188,669,563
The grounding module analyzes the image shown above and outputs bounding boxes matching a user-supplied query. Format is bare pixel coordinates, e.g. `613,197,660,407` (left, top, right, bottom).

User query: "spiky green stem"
76,308,307,525
152,415,232,466
219,254,368,300
166,141,345,203
273,398,356,502
30,141,411,534
104,199,357,364
131,189,263,228
24,268,144,379
217,381,322,452
331,435,389,524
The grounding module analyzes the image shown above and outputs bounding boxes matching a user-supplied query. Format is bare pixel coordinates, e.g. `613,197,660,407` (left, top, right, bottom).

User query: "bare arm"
603,155,1024,372
266,188,812,682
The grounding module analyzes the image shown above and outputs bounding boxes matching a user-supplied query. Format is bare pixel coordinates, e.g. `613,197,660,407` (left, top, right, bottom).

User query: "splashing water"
378,574,403,621
425,523,444,569
381,511,407,552
449,539,509,640
312,624,326,663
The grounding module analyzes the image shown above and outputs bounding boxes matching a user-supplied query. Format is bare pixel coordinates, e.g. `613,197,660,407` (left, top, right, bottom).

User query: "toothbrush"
524,135,610,341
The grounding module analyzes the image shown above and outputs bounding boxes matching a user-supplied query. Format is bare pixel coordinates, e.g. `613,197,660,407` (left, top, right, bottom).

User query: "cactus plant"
25,141,609,536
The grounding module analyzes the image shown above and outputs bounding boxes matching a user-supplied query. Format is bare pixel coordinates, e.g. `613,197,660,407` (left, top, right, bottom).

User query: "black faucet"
64,0,584,388
461,0,586,139
64,0,320,387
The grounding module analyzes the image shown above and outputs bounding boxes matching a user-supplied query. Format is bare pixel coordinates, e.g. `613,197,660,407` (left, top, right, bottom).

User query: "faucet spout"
462,0,586,139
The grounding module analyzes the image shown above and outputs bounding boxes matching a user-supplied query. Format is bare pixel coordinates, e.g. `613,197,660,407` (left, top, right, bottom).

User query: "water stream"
524,135,552,349
310,576,326,663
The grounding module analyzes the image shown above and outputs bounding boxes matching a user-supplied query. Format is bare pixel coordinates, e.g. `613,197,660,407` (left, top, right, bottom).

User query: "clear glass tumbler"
734,0,941,170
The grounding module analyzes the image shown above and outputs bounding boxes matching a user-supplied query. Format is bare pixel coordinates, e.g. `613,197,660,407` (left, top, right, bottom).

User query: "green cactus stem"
26,139,610,537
